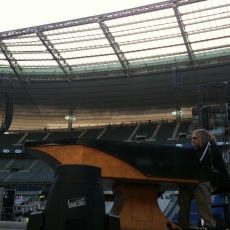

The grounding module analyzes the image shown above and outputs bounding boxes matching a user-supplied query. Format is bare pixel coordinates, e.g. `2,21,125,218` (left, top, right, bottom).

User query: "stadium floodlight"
65,115,76,121
172,110,184,116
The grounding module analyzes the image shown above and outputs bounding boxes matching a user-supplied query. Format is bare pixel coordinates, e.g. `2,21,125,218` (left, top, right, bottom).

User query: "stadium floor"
0,221,26,230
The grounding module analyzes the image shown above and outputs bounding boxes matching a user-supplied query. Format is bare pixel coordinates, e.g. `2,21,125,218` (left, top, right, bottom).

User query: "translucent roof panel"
2,35,59,68
0,53,11,67
180,0,230,57
107,8,188,64
0,0,229,80
43,23,121,68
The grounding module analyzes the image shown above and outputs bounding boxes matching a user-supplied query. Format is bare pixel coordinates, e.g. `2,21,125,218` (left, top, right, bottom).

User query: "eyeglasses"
192,137,197,140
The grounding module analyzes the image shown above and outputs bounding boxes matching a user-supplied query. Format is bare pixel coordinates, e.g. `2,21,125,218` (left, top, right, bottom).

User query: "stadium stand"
25,133,48,142
100,125,138,141
80,128,104,139
31,164,54,183
0,134,25,146
175,121,192,138
0,120,229,228
132,122,159,141
0,158,54,185
45,131,83,141
153,122,178,144
5,158,35,170
0,159,13,170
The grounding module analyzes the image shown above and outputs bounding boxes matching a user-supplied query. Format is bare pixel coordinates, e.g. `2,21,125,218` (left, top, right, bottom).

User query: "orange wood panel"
110,184,179,230
29,145,198,184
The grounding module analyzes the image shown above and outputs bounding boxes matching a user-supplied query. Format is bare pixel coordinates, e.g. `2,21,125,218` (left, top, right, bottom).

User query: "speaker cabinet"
42,164,105,230
0,93,13,134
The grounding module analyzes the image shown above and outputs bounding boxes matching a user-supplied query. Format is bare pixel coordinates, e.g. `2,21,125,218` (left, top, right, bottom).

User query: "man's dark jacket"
196,141,230,187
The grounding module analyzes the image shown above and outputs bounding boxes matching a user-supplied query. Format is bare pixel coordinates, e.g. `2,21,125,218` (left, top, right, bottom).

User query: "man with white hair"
178,129,230,230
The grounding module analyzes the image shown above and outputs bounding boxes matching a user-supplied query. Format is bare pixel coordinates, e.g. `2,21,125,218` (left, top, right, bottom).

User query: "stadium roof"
0,0,229,81
0,0,230,131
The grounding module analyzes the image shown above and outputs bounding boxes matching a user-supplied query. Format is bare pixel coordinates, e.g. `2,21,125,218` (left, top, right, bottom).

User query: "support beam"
98,21,129,74
0,42,22,81
197,81,230,91
173,6,195,68
36,31,71,80
0,0,206,40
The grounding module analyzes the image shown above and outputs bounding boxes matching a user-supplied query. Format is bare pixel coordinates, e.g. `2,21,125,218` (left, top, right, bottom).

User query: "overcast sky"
1,0,160,32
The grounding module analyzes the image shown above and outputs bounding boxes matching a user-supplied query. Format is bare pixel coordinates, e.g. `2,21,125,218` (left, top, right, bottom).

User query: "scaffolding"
0,188,16,221
197,80,230,170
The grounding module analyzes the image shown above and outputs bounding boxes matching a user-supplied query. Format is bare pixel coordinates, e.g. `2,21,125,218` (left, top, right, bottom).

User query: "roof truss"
1,0,230,82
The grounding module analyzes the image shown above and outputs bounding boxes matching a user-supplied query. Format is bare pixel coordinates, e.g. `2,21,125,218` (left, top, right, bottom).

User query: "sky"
1,0,161,32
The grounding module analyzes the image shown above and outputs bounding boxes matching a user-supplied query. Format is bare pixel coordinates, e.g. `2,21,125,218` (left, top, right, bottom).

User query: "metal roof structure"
0,0,230,131
1,0,230,81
